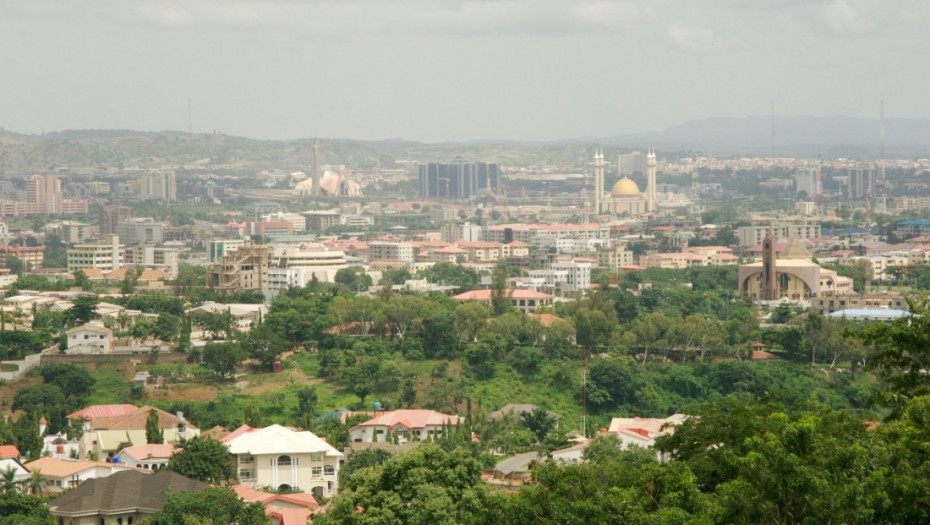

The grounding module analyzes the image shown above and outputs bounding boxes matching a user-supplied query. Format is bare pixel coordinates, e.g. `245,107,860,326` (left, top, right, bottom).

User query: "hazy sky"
1,1,926,142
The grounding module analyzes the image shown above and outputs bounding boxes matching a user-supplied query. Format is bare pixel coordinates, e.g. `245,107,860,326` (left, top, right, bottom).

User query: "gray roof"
47,469,206,517
494,451,541,475
488,404,561,421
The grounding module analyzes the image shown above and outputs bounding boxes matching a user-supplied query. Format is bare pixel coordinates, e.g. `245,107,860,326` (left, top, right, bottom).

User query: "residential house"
223,424,343,500
46,469,205,524
606,414,688,458
0,457,30,489
452,289,554,314
114,443,175,470
78,406,199,460
349,409,464,444
66,324,114,354
233,484,321,525
24,456,146,493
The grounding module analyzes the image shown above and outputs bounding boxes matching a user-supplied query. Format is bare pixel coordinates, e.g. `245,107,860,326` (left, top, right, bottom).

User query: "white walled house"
66,324,113,354
349,409,464,444
114,443,175,470
224,424,343,501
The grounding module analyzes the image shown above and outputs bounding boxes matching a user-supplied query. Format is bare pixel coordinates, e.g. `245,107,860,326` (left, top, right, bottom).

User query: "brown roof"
46,470,206,517
92,406,197,432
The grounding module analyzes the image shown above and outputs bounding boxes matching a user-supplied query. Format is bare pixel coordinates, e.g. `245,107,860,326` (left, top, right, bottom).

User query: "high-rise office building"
99,204,133,235
618,151,647,177
26,175,63,214
418,161,500,199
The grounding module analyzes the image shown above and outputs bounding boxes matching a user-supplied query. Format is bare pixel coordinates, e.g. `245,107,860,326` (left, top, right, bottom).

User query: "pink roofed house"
452,288,554,313
349,410,464,444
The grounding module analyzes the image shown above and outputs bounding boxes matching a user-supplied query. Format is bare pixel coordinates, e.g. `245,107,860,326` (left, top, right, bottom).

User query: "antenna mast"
880,100,887,215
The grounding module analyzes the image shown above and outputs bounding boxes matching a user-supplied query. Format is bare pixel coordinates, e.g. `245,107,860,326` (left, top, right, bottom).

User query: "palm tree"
0,465,19,494
21,468,47,496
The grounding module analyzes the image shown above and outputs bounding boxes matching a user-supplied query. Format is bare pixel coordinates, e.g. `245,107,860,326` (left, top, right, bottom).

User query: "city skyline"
2,1,928,142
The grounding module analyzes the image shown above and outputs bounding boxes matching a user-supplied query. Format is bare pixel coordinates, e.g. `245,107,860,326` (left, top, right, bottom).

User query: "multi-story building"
99,204,132,235
793,168,821,199
810,292,908,316
135,171,176,202
430,208,458,224
224,424,343,500
303,211,341,231
0,174,87,217
46,221,91,244
418,161,500,199
368,241,414,263
123,245,181,278
209,242,271,293
551,260,592,292
263,212,307,233
485,223,609,247
736,221,821,247
441,222,481,242
598,244,634,270
68,236,123,272
208,239,246,262
618,151,647,176
117,218,165,245
0,244,46,269
271,247,347,284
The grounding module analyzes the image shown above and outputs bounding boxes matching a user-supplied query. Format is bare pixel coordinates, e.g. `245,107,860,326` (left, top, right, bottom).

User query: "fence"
0,344,59,382
41,351,190,364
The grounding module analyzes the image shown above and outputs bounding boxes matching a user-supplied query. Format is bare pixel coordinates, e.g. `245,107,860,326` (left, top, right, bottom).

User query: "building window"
312,466,322,477
277,455,292,466
324,465,335,476
239,455,254,464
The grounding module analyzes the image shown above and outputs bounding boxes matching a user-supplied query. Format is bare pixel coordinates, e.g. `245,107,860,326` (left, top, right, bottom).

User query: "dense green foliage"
149,486,270,525
167,436,235,483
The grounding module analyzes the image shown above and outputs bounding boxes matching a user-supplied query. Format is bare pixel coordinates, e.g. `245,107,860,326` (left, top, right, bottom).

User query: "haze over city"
2,0,928,142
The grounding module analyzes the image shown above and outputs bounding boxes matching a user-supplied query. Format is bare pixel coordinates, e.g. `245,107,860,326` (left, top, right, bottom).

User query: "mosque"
593,148,656,216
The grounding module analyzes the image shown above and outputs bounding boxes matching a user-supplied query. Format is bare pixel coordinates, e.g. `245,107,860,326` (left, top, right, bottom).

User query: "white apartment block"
123,245,181,278
737,222,821,247
368,241,414,262
441,222,482,242
68,236,123,272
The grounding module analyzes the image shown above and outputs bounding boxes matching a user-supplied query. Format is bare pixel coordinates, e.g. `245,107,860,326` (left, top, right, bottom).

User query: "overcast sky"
0,0,925,142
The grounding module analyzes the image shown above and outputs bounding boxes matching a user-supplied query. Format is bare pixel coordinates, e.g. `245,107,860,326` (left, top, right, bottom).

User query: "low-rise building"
224,424,343,500
114,443,175,470
452,288,554,314
66,324,114,354
349,409,464,444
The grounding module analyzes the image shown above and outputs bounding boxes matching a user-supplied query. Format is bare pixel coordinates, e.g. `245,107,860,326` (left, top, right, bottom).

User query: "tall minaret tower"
311,138,322,196
646,148,657,213
594,148,604,216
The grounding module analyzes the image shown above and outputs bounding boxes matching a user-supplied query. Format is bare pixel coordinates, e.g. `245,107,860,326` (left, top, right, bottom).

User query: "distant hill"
602,116,930,158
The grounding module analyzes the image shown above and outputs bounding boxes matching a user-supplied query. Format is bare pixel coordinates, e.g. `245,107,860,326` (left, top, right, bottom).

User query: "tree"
68,294,99,326
38,363,95,400
573,308,612,352
340,448,392,482
244,323,288,371
149,486,270,525
521,408,557,442
297,387,319,416
154,312,181,342
11,415,42,462
0,491,53,524
201,342,246,378
146,408,164,444
490,260,512,316
20,469,46,496
0,467,19,495
316,445,490,525
334,267,372,292
167,436,234,484
3,255,23,276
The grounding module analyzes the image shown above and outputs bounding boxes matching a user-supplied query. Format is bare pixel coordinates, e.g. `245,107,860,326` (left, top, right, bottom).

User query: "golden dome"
610,177,641,197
